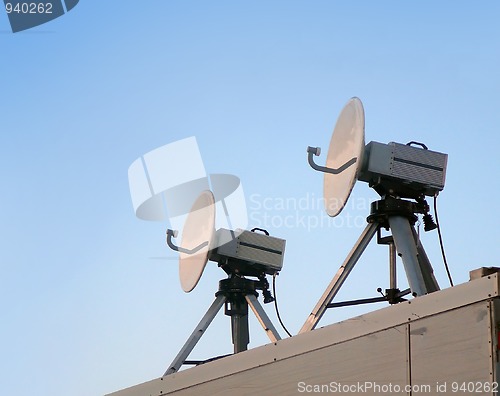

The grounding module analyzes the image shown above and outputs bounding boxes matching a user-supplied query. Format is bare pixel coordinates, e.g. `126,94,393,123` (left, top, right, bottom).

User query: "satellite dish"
302,97,448,333
323,97,365,217
164,191,286,374
178,190,215,292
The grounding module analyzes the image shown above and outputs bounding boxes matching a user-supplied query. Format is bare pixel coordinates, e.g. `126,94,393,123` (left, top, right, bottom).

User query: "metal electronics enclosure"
107,272,500,396
358,141,448,197
210,229,285,275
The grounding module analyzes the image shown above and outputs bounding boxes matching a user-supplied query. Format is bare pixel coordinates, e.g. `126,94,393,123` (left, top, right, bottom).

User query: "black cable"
272,273,292,337
434,195,454,287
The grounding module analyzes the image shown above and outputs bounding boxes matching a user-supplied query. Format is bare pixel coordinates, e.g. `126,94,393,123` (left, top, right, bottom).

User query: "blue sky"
1,2,499,395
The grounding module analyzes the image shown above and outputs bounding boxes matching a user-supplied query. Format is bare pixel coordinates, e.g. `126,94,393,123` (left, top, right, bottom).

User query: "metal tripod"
299,195,440,334
164,275,281,375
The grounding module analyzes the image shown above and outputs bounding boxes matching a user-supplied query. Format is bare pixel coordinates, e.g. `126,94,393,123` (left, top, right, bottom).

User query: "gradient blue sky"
1,2,499,395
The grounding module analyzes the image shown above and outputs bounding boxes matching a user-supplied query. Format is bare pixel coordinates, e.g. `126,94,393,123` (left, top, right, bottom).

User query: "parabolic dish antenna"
302,96,448,333
323,97,365,217
178,190,215,292
164,190,286,374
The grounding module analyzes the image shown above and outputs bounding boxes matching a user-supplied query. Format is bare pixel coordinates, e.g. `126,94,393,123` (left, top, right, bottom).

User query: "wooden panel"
107,276,500,396
410,301,493,392
169,325,408,395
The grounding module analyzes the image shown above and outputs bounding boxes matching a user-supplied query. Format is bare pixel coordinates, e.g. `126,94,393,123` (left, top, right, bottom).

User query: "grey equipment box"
210,228,285,275
358,141,448,197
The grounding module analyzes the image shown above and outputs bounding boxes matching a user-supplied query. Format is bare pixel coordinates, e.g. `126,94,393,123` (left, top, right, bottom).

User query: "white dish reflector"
323,97,365,217
179,190,216,292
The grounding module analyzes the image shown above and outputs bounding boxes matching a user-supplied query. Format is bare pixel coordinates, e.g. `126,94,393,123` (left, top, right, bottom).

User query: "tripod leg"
389,216,439,296
164,294,226,376
412,227,440,293
389,242,397,290
245,294,282,342
299,222,379,334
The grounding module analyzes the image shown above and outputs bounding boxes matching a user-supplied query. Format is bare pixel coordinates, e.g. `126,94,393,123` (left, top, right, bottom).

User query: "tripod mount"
164,272,281,375
300,194,440,333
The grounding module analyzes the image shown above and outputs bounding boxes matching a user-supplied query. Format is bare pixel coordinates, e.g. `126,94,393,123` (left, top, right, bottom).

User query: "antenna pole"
228,294,250,353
